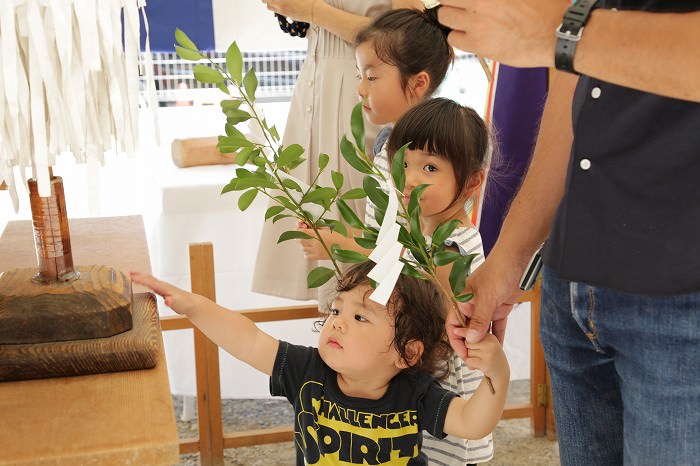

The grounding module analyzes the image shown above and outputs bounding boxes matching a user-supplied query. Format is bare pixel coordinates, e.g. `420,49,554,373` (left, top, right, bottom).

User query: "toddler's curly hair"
326,261,453,381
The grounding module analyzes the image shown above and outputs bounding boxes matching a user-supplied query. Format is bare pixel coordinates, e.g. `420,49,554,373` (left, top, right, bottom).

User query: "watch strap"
555,0,599,74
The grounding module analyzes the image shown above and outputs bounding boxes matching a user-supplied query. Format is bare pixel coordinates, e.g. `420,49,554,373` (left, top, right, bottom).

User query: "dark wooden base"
0,265,132,344
0,293,161,382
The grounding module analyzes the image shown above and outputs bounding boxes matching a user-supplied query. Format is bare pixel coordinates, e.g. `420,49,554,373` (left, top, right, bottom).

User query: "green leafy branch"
175,30,475,324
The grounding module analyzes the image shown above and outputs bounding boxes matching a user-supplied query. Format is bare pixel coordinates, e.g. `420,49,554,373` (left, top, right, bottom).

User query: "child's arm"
130,272,279,375
296,221,372,260
442,333,510,439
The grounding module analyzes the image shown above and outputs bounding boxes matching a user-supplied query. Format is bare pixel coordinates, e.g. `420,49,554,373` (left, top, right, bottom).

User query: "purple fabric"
480,66,549,255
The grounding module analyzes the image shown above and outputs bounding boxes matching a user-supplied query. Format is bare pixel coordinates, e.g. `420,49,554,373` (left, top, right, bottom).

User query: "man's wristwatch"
555,0,599,74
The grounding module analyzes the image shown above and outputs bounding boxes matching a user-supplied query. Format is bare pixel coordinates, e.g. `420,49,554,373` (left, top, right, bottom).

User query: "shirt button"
306,106,312,113
591,87,601,99
309,79,314,86
580,158,592,170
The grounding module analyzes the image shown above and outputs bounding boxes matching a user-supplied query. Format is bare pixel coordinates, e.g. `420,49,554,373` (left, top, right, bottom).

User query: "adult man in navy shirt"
438,1,700,464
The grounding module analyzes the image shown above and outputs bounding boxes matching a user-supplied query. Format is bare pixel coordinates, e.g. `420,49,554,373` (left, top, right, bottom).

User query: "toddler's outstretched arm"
442,333,510,440
131,272,279,375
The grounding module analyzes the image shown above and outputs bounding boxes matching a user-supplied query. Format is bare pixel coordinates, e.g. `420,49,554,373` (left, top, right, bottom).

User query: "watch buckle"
556,24,584,42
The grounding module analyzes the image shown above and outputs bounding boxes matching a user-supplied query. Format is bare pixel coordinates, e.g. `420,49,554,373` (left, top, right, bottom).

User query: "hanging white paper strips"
0,0,156,209
368,180,404,306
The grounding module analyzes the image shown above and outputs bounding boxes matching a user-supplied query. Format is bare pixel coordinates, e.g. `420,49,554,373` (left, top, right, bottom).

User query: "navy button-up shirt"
543,0,700,294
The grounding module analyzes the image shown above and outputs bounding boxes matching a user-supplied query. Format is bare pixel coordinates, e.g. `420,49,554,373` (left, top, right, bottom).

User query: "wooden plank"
501,403,533,420
528,279,547,436
223,426,295,449
190,243,225,466
545,367,558,441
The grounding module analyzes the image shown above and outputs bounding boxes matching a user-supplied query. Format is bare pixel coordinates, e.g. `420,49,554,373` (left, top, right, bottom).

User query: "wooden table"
0,216,179,465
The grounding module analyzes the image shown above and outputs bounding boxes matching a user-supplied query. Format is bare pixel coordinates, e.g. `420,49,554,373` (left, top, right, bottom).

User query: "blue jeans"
540,266,700,466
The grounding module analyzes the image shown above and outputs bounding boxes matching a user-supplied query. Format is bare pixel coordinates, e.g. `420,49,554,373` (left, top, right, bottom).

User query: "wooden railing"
159,242,553,466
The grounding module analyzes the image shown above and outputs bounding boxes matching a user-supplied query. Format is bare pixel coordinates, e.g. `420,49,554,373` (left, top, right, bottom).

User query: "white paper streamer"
368,180,404,306
0,0,157,209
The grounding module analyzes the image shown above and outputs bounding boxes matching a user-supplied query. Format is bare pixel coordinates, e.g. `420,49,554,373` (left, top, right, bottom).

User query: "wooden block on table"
0,293,161,382
0,265,132,344
171,136,237,168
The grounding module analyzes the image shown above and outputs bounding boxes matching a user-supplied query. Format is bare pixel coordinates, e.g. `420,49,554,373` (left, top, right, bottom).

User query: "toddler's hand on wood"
130,271,198,316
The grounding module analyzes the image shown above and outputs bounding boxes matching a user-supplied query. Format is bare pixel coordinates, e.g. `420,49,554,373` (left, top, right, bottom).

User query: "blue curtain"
140,0,215,52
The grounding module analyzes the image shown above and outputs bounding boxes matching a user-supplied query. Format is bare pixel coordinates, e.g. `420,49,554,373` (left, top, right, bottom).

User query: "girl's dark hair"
328,261,452,381
355,8,454,97
387,97,491,207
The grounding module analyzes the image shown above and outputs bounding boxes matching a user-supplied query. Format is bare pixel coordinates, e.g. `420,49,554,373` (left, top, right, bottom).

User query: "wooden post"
529,279,547,436
189,243,225,466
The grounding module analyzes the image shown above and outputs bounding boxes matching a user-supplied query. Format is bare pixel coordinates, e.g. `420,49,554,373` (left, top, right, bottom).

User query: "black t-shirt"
269,341,457,466
543,0,700,294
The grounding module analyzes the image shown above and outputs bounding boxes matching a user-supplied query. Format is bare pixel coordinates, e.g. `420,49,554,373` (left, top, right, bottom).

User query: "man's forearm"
489,72,577,266
576,10,700,102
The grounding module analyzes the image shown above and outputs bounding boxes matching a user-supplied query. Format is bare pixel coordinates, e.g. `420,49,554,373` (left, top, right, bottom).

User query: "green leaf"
288,157,306,170
332,245,369,264
340,188,366,200
331,171,343,190
221,99,243,112
336,199,364,229
409,207,424,245
307,266,336,288
408,184,429,215
193,64,224,84
318,153,330,171
433,250,462,266
302,187,337,205
235,167,255,178
225,109,251,125
278,231,314,243
272,213,293,223
273,195,299,212
252,154,267,167
391,144,408,193
234,147,255,165
449,255,475,295
374,204,386,226
225,123,245,138
243,68,258,100
226,41,243,83
322,219,347,237
174,45,202,61
454,292,474,303
175,29,198,51
398,225,412,246
221,179,239,194
238,189,258,210
432,219,462,248
277,144,304,169
216,82,230,94
282,178,302,192
269,125,280,141
350,103,365,153
401,263,425,279
265,205,285,220
354,236,376,249
219,134,253,150
363,176,388,210
340,136,373,174
234,176,277,190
